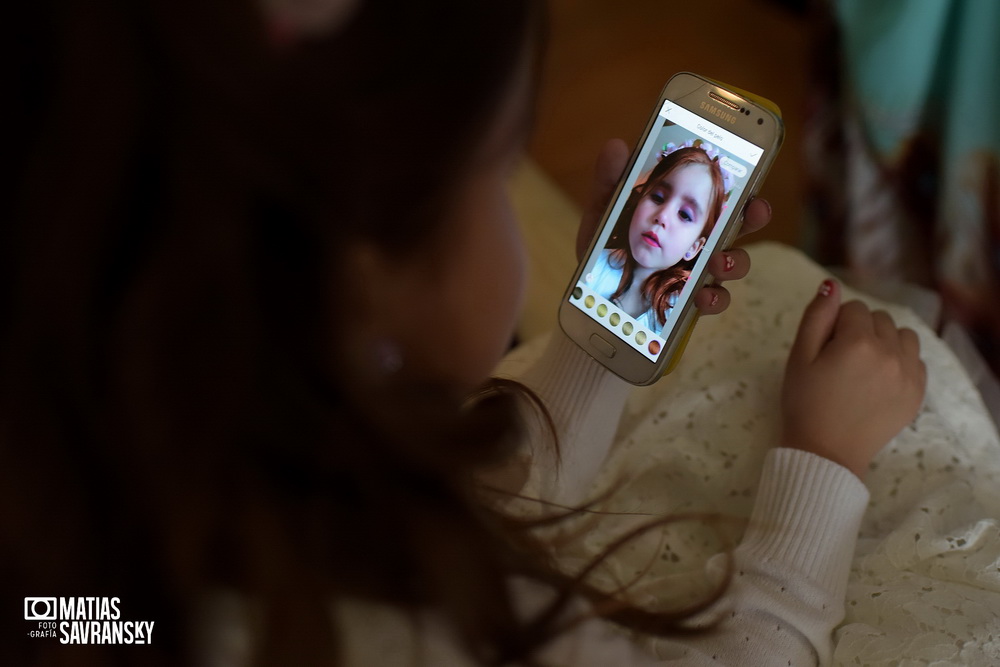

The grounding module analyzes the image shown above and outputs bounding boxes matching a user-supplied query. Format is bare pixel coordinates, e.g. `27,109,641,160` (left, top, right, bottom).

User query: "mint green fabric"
836,0,999,160
834,0,1000,373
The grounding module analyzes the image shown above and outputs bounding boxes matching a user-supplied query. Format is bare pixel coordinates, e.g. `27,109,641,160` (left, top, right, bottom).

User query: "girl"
587,146,726,333
3,1,925,665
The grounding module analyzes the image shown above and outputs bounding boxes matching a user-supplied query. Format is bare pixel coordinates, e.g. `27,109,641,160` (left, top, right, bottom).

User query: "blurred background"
529,0,810,248
526,0,1000,403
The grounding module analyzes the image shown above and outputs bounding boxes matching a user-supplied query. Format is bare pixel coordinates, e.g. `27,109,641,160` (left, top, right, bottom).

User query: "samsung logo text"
699,101,737,125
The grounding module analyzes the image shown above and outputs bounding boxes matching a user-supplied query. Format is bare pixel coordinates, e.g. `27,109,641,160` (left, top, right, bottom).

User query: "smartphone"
558,72,784,385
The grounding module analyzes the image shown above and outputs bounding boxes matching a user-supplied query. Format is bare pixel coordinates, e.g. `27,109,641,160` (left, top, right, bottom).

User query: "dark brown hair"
607,146,726,326
2,2,726,665
3,0,543,663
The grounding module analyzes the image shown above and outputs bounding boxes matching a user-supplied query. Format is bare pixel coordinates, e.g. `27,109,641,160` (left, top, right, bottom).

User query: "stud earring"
373,338,403,375
684,239,706,261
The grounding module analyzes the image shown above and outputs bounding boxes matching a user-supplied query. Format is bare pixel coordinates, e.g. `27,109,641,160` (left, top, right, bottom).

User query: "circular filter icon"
596,304,608,317
622,322,634,336
584,295,595,308
648,339,662,356
572,286,583,300
609,312,621,327
635,330,647,345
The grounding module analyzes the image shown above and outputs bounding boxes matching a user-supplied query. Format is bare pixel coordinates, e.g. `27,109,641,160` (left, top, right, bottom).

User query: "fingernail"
723,253,736,272
761,198,772,218
710,292,720,307
749,196,772,219
818,279,835,297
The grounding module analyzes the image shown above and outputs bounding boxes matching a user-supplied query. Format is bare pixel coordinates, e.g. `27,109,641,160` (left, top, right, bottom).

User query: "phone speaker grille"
708,91,740,110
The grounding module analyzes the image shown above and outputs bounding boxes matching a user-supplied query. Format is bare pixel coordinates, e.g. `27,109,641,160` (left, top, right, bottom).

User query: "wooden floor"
529,0,810,248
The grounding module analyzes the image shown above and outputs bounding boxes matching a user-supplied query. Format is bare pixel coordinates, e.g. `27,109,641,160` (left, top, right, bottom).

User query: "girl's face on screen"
628,162,712,270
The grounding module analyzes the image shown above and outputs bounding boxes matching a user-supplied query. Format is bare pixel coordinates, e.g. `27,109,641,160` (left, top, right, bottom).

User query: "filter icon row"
572,286,662,357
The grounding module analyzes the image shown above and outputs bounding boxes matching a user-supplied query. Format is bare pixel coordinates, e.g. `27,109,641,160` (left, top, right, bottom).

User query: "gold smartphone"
558,72,784,385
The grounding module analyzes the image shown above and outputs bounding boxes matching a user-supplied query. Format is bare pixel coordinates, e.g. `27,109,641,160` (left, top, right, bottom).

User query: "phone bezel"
557,72,785,385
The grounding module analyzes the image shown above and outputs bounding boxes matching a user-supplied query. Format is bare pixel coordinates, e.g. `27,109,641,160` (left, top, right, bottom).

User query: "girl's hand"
577,139,772,316
781,279,927,480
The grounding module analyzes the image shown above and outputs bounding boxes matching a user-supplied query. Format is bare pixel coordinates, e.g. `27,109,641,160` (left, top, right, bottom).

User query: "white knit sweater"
329,332,870,666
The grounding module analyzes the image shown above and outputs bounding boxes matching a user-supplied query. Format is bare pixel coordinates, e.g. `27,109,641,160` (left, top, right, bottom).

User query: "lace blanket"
502,242,1000,666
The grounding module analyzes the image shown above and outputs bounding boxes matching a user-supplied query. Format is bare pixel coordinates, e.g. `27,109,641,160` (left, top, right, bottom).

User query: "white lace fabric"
502,242,1000,666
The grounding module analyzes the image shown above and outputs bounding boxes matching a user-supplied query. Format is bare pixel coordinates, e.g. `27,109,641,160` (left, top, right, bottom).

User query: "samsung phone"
558,72,784,385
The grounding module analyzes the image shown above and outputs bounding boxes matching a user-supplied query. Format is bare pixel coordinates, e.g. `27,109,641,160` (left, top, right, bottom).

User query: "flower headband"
657,139,736,203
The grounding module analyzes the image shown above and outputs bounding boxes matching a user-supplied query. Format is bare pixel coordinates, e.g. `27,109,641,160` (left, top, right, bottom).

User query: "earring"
373,337,403,375
684,238,706,261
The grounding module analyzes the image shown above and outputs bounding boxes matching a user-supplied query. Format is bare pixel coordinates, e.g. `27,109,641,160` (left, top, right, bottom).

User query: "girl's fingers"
871,310,898,345
691,199,768,317
695,285,731,315
834,300,876,339
696,247,750,314
738,198,771,238
788,279,842,365
899,327,921,358
708,247,751,281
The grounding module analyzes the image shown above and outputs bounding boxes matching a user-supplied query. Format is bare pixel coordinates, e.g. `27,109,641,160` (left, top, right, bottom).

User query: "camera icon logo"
25,598,57,621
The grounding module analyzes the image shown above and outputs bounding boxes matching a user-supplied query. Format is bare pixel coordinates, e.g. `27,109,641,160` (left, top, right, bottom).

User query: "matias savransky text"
24,596,155,645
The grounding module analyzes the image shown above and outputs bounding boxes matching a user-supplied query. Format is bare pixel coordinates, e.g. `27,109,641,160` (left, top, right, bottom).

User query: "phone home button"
589,334,617,359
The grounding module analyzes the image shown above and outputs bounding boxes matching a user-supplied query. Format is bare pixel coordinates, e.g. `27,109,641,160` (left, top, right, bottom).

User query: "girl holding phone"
4,1,925,665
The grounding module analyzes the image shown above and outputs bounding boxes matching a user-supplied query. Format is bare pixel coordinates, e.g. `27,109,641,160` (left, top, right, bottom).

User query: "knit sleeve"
496,329,633,506
335,411,868,666
525,448,869,666
643,448,868,665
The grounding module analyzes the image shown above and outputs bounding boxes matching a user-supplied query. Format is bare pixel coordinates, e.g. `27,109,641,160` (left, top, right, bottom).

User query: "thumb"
789,279,841,365
577,139,629,261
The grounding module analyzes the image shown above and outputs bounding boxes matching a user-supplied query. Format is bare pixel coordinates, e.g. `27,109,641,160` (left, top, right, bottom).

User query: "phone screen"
568,99,764,361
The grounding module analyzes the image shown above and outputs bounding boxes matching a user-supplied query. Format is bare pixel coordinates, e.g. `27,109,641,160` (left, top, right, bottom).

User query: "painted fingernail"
819,279,835,297
723,253,736,272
